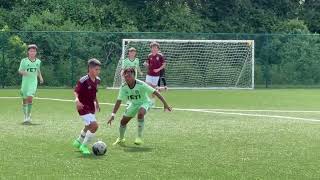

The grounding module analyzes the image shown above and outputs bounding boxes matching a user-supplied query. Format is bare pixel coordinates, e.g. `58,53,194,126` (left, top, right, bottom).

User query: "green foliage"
0,1,319,88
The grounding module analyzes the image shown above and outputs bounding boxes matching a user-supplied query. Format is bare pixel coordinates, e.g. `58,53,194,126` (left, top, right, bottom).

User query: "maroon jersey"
74,74,100,115
147,53,165,76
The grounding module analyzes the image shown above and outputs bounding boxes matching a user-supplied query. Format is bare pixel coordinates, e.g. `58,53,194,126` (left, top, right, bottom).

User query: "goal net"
113,39,254,89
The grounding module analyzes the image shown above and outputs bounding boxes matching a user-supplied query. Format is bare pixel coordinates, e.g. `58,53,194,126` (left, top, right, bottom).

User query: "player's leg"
134,106,148,145
113,104,138,145
21,89,29,123
22,98,28,123
113,116,132,145
26,96,33,121
73,126,88,149
157,76,161,88
162,77,167,91
151,76,160,107
78,114,98,155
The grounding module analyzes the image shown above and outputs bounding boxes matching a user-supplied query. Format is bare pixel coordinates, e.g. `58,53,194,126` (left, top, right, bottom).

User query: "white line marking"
1,96,320,122
173,108,320,122
193,109,320,113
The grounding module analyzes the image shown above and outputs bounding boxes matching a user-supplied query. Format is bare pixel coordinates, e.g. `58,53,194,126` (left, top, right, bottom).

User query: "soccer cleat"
134,137,144,145
23,116,31,124
73,139,82,149
113,138,125,146
79,144,91,155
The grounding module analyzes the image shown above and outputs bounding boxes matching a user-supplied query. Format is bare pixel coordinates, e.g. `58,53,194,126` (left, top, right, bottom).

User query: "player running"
107,68,172,145
72,58,101,155
18,44,44,124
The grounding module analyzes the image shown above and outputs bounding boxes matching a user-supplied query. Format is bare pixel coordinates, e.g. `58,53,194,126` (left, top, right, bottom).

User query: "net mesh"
113,39,254,89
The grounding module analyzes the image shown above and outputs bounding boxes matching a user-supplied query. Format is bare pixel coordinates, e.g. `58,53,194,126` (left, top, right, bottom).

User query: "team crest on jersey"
135,90,140,95
88,86,92,89
156,56,159,60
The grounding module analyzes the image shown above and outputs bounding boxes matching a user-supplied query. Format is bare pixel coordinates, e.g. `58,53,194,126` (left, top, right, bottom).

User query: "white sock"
82,130,95,145
77,130,86,143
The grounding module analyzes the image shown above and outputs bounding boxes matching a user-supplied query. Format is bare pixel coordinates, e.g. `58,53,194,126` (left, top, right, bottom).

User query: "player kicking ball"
18,44,44,124
107,68,172,145
72,58,101,155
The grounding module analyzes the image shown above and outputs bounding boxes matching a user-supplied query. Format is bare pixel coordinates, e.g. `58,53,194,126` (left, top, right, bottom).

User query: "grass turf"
1,89,320,179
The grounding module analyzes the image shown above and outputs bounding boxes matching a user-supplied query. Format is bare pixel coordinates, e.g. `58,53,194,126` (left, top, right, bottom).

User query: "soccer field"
1,89,320,179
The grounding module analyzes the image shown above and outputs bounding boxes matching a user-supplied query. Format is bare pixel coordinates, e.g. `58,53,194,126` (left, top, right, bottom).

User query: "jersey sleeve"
161,54,166,64
143,82,156,95
117,86,126,101
18,59,25,71
74,81,82,94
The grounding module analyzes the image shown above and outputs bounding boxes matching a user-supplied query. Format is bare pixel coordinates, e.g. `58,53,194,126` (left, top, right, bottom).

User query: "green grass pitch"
1,89,320,179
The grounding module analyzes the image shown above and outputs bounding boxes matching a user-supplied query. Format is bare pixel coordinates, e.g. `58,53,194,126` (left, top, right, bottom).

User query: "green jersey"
117,79,155,105
122,58,140,74
19,58,41,90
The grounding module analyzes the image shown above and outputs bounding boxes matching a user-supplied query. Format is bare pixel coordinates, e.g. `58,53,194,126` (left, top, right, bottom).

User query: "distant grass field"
1,88,320,179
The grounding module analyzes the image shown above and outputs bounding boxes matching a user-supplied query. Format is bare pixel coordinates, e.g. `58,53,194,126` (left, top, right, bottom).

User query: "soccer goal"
113,39,254,89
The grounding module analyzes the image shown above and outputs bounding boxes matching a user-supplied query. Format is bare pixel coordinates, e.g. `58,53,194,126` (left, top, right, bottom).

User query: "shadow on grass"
122,145,153,153
76,153,107,160
21,122,41,126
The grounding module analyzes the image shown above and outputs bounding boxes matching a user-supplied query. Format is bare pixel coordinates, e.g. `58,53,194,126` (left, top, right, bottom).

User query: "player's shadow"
77,154,107,160
21,122,41,126
122,145,153,153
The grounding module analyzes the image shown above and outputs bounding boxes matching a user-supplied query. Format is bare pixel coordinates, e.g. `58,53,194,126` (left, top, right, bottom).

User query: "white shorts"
146,75,160,87
80,113,96,126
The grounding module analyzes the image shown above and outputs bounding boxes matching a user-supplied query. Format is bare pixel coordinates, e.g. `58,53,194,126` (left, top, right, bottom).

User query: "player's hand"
95,103,100,112
39,77,44,84
107,116,114,126
21,71,28,76
153,68,160,73
75,99,84,110
143,62,148,67
164,104,172,112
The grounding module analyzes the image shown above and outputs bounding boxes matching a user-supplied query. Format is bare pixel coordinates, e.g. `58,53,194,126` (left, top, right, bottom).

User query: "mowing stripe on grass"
1,96,320,122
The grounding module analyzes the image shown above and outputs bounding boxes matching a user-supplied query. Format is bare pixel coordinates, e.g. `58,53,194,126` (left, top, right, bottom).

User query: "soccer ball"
92,141,107,156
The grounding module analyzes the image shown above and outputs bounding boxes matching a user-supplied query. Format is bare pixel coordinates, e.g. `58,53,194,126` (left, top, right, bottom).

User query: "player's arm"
143,59,149,67
107,100,122,126
37,69,44,84
153,90,172,111
18,60,28,76
157,62,166,71
18,70,28,76
95,97,100,112
154,56,166,72
137,66,143,75
74,82,84,110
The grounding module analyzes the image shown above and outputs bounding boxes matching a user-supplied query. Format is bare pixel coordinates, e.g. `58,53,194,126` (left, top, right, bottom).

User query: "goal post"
113,39,254,89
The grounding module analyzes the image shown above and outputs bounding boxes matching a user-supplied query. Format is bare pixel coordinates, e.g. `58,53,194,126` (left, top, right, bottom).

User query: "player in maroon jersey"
143,42,166,106
72,58,101,155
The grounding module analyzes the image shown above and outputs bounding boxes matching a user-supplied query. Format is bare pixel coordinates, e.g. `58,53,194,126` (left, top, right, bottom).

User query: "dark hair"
123,68,135,77
88,58,101,69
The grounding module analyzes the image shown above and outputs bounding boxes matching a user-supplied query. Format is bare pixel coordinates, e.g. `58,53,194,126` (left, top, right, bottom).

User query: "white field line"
173,108,320,123
181,108,320,113
1,96,320,122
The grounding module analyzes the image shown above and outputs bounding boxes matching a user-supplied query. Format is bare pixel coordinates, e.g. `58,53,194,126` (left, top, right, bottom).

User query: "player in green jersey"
18,44,44,124
107,68,171,145
121,47,143,79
